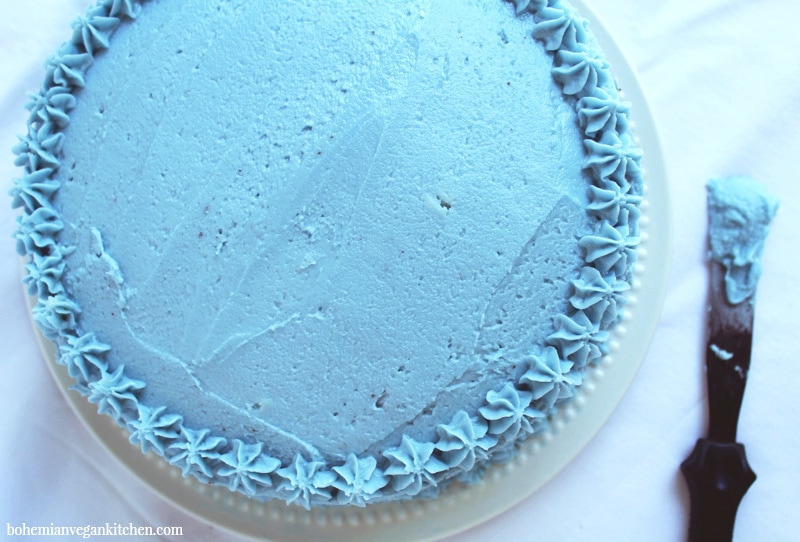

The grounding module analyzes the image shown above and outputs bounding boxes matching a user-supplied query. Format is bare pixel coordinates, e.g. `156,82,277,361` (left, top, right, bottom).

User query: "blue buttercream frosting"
383,435,446,496
11,0,645,505
707,176,779,304
217,440,282,497
331,454,388,506
167,426,227,481
275,455,337,509
479,383,544,442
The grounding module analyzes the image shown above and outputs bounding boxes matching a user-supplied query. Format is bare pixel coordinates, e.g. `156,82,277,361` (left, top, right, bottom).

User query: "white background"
1,1,798,540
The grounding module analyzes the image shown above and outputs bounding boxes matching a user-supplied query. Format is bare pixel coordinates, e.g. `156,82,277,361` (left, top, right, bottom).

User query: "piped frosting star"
217,440,281,497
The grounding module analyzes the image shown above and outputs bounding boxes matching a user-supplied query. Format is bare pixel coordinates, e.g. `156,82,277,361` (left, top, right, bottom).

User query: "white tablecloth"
1,1,798,540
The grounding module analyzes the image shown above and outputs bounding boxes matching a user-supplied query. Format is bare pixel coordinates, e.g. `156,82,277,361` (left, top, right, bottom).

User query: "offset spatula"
680,258,757,542
681,176,778,542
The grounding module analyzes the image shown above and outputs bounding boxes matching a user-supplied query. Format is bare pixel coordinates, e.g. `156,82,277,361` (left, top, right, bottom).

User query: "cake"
11,0,644,508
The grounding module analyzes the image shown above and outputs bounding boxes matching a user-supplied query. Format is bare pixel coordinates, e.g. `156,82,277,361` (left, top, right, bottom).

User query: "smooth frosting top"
53,0,592,460
12,0,644,506
707,176,779,304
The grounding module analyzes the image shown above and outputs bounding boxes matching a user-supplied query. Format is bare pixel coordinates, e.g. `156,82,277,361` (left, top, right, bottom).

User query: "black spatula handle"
680,438,756,542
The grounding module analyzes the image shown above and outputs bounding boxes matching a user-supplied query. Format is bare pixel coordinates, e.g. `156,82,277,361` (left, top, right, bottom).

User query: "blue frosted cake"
11,0,643,507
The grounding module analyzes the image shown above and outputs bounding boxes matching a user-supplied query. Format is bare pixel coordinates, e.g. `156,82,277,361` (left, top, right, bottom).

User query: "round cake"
11,0,643,508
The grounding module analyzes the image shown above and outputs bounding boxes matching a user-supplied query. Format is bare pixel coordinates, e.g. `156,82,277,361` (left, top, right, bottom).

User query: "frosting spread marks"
11,0,644,506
